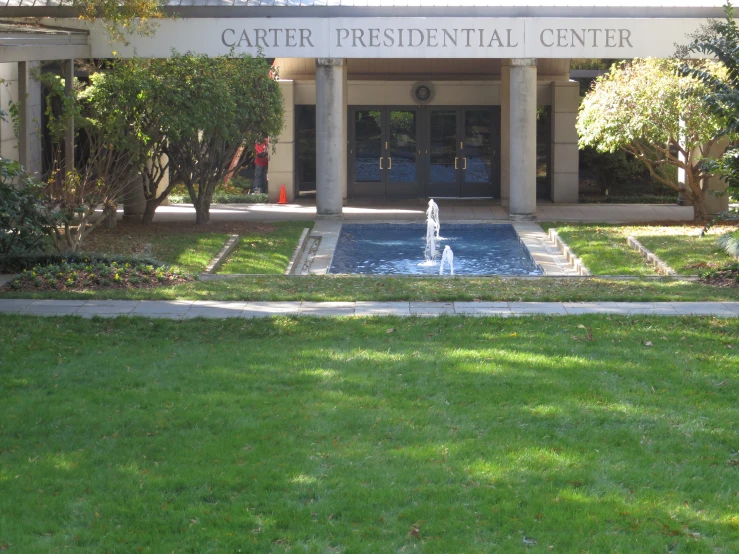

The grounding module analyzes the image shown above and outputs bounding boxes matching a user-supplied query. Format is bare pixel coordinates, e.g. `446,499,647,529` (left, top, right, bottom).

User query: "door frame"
347,105,500,199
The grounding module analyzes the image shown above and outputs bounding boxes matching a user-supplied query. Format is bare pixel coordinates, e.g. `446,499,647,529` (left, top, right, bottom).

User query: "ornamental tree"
577,57,728,220
679,2,739,220
162,53,283,224
86,59,172,225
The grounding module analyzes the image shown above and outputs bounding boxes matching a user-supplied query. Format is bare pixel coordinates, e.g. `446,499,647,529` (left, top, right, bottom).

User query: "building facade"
0,1,728,218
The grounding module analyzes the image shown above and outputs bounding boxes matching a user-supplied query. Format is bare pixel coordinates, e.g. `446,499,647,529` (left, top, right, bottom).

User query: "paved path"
127,201,694,224
1,299,738,318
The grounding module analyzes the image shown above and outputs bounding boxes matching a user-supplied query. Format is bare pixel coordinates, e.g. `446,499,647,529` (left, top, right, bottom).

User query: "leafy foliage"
162,52,284,224
679,2,739,223
87,53,283,224
578,58,727,220
76,0,167,44
0,158,58,256
36,69,139,251
717,230,739,258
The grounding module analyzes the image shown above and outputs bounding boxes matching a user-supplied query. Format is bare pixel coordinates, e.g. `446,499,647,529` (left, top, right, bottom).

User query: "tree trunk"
692,196,708,221
103,207,117,229
141,196,164,225
194,198,211,224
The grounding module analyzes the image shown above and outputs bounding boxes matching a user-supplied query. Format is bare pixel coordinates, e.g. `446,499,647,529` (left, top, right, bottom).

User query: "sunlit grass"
217,221,309,274
1,315,737,552
540,223,652,275
2,275,738,302
543,223,739,276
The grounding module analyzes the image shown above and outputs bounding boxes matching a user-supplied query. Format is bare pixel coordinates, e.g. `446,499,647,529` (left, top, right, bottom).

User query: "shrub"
0,158,57,256
718,230,739,258
168,192,269,204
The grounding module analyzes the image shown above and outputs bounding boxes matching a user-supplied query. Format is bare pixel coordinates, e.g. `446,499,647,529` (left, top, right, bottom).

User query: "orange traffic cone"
278,184,288,204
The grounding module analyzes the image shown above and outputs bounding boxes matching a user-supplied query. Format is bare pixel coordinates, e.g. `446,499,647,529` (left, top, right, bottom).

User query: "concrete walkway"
1,299,737,318
136,201,694,224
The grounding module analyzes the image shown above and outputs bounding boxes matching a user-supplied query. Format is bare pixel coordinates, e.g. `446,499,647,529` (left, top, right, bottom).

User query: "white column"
17,61,43,176
500,60,511,206
315,58,346,216
551,80,580,203
508,58,537,220
63,59,75,179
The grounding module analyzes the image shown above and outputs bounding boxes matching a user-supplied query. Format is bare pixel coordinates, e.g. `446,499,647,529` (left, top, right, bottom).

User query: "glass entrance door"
348,106,499,199
348,107,420,198
426,109,460,198
461,108,500,198
350,109,384,197
424,107,499,198
386,109,418,197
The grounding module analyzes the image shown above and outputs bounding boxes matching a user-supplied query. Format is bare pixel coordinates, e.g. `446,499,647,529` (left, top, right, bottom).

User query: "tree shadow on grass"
0,314,737,552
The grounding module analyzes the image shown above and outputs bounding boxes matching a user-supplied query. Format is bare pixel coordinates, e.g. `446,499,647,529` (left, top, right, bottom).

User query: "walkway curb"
626,235,678,276
1,300,738,319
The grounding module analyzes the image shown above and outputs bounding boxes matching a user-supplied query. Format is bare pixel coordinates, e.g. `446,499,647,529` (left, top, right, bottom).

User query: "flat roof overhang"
0,21,90,61
0,1,733,19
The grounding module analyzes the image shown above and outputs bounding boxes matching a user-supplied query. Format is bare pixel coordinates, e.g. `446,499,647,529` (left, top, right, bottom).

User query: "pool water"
329,223,542,275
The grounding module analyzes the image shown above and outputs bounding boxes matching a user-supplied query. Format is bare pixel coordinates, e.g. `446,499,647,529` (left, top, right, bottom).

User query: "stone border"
284,227,312,275
547,228,591,275
202,234,239,275
626,235,677,276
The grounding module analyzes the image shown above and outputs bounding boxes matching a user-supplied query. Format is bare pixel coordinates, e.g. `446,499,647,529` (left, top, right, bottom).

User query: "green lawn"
2,275,739,302
629,225,737,274
540,224,653,276
1,315,737,552
82,225,229,274
542,223,739,276
217,221,309,274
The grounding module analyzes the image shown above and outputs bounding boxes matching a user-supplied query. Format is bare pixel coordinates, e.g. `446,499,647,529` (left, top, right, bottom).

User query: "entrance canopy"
2,0,731,59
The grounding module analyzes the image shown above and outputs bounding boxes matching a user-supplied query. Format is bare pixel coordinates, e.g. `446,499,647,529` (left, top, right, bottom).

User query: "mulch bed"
699,263,739,288
97,220,278,236
4,261,191,292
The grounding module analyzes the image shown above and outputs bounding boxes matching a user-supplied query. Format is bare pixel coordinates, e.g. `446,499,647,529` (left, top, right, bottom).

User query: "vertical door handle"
388,157,392,169
379,157,384,169
454,157,458,170
463,158,467,170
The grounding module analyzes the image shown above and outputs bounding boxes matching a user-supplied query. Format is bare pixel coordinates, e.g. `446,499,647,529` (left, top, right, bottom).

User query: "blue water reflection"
329,224,542,275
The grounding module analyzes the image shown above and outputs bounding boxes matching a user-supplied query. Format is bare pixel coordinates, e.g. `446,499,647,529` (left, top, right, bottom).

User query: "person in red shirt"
253,138,269,194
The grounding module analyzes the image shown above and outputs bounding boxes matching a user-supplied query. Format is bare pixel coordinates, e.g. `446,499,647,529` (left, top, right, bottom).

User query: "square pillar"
268,79,296,203
315,58,346,216
551,80,580,203
509,58,537,220
63,59,75,179
500,60,511,206
17,61,43,176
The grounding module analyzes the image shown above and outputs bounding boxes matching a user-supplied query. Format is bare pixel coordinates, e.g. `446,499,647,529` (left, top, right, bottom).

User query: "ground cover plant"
1,315,737,552
5,260,188,292
217,221,310,274
2,275,739,302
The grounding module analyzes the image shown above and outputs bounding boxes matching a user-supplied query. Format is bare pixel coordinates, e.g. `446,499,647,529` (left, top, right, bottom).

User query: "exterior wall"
278,57,574,206
0,62,19,162
293,79,554,107
269,79,296,203
551,80,580,203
